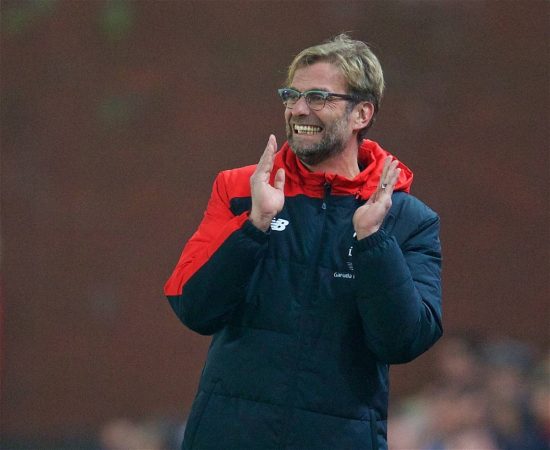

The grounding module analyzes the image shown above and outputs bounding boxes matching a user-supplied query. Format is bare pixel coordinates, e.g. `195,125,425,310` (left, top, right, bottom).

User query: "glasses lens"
304,91,327,111
279,89,300,107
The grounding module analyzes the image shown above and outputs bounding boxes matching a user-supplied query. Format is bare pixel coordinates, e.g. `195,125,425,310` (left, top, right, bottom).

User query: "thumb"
274,168,285,191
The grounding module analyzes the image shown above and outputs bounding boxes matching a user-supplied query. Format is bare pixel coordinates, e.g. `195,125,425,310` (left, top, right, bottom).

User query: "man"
165,34,442,450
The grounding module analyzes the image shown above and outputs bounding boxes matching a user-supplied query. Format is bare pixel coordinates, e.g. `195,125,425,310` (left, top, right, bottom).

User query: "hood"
271,139,413,200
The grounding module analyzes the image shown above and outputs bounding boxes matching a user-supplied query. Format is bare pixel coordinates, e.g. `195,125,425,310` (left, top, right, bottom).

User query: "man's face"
285,62,355,166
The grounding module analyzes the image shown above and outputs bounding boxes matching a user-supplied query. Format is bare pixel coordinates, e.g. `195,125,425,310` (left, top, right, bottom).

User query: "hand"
353,156,400,239
249,135,285,231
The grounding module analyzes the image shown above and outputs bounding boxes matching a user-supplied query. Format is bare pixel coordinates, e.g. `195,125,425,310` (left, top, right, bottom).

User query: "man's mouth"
293,124,323,135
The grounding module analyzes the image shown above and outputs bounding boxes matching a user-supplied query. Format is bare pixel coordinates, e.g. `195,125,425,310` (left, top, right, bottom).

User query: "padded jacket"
165,139,443,450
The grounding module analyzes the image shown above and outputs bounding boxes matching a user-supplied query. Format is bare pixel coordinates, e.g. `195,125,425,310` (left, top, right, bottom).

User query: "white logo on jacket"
346,232,356,271
270,218,289,231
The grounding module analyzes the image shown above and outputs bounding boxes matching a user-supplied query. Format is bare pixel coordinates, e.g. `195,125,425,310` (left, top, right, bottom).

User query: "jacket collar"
272,139,413,200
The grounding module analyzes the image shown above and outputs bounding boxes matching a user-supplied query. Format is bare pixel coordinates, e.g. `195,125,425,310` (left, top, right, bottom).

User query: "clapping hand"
353,156,400,240
249,135,286,232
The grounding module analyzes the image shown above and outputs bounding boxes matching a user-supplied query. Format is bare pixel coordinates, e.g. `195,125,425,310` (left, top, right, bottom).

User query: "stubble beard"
287,113,350,166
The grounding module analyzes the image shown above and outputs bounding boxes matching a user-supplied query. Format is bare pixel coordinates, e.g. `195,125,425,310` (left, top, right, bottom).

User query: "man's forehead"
290,62,346,91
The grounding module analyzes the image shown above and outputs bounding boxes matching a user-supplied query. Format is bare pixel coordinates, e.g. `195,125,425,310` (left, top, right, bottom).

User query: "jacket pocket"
183,379,219,449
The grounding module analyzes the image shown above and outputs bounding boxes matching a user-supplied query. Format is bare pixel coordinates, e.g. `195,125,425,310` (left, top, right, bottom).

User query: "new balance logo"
270,218,289,231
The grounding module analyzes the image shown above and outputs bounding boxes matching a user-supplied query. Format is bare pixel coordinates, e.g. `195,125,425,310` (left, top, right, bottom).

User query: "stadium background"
1,1,548,448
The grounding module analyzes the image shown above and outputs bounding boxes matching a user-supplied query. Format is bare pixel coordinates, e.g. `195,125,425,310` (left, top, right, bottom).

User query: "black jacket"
165,140,443,450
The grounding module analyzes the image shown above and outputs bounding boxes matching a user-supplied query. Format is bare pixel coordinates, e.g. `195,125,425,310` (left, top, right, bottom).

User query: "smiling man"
283,62,372,171
165,34,443,450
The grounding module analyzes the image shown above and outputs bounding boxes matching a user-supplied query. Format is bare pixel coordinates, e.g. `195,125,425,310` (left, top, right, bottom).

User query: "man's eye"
282,90,299,101
306,93,326,103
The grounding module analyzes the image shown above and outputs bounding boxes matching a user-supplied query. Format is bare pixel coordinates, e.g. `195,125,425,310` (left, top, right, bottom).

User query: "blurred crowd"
388,333,549,450
97,334,549,450
98,417,184,450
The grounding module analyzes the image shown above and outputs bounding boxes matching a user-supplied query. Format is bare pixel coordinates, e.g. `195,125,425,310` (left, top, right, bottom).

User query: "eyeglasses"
277,88,358,111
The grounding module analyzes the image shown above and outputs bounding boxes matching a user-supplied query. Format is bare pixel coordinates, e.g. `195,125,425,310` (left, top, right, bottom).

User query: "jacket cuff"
242,218,270,244
354,229,390,251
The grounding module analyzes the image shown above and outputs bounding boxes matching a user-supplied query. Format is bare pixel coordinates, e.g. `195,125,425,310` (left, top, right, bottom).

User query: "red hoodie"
272,139,412,199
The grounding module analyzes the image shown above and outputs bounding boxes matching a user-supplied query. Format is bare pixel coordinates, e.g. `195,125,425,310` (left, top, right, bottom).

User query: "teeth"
294,124,322,135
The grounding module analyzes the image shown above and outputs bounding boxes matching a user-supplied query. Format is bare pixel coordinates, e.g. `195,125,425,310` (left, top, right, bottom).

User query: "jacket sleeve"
164,171,268,335
353,204,442,364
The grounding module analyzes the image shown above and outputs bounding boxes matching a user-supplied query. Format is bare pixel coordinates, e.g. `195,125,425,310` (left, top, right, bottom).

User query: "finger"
255,135,277,176
262,133,277,157
371,156,391,202
390,160,400,181
381,160,400,195
273,168,285,191
376,159,399,200
257,135,275,166
385,167,401,196
376,157,392,195
379,156,391,186
381,159,398,188
389,160,400,182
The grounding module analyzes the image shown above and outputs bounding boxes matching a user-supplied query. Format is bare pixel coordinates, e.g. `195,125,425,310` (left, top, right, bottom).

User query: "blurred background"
1,1,548,449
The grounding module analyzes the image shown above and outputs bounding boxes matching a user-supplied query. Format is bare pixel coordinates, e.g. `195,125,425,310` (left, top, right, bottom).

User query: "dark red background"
1,0,548,442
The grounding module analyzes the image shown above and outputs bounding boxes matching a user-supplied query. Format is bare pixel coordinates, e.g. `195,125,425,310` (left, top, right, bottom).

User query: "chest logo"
347,232,356,271
270,218,289,231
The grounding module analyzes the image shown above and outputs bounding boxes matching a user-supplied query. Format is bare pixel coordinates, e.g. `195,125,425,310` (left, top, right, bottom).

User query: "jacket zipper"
321,181,330,210
279,182,332,449
307,181,331,298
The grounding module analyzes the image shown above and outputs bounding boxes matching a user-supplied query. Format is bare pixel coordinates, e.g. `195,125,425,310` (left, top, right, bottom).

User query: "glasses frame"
277,88,358,111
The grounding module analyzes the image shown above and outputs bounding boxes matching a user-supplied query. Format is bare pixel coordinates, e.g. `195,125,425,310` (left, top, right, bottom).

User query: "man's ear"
352,102,375,132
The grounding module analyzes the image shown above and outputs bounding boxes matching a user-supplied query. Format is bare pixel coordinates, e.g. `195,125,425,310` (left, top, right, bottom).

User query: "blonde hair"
286,34,385,137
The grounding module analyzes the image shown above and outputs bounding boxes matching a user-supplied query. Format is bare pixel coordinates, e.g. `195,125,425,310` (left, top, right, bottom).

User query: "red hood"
271,139,413,200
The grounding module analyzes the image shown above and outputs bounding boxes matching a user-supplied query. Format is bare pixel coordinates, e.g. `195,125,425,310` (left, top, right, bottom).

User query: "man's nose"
290,96,310,115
